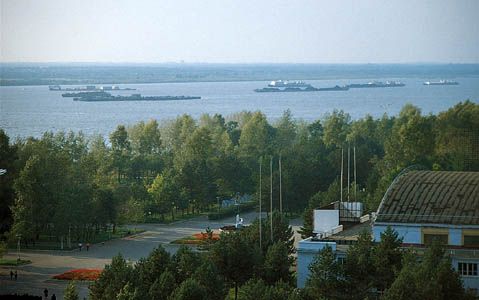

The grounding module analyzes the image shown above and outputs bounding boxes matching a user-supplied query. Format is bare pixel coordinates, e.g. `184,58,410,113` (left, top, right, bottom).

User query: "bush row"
207,201,256,220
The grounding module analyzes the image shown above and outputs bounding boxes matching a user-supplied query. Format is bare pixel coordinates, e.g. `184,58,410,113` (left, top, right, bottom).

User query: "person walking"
78,242,82,251
43,288,48,299
14,270,17,280
51,294,56,300
10,270,13,280
86,242,90,251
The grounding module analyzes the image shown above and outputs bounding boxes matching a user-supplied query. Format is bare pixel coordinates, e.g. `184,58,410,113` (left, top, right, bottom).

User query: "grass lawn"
7,227,145,251
0,258,32,266
144,211,205,224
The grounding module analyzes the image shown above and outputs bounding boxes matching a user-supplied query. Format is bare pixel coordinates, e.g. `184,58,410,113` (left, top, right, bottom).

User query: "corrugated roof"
375,171,479,225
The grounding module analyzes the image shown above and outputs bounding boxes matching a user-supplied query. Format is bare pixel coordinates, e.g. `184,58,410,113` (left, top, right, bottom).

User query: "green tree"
275,109,297,153
192,261,227,300
243,211,295,255
298,208,313,239
239,279,299,300
147,173,176,220
383,243,472,300
134,245,172,299
0,129,18,234
64,281,80,300
342,230,375,299
372,226,403,292
434,100,479,171
263,242,294,285
210,231,261,300
322,110,351,148
238,111,273,167
110,125,131,183
172,246,201,283
116,283,140,300
305,245,344,300
149,270,176,300
169,278,207,300
90,254,134,300
384,104,435,171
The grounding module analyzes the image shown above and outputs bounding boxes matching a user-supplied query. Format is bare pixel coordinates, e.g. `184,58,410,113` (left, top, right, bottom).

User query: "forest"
0,100,478,245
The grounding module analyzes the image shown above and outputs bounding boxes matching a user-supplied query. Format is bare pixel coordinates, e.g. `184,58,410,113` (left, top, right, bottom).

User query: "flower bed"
192,232,220,241
53,269,102,281
172,232,221,245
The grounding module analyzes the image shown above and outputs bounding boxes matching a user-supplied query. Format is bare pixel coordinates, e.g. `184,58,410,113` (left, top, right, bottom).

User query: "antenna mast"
340,147,343,203
279,155,282,214
347,144,350,201
259,156,262,250
354,146,357,201
270,156,273,242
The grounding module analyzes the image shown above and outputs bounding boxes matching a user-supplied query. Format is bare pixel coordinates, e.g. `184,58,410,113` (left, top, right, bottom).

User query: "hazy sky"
1,0,478,63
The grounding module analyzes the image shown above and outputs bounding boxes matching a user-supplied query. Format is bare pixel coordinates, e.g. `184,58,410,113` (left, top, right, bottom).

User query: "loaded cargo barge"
73,93,201,102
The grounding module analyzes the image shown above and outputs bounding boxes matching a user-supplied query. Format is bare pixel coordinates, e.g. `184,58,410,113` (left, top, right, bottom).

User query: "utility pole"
340,147,343,203
16,234,21,261
354,145,357,201
279,154,282,214
347,144,350,201
259,156,262,250
270,156,273,242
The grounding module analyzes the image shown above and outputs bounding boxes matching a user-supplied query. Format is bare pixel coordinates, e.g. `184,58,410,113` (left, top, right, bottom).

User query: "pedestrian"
10,270,13,280
43,288,48,299
14,270,17,280
78,242,82,251
86,242,90,251
51,294,56,300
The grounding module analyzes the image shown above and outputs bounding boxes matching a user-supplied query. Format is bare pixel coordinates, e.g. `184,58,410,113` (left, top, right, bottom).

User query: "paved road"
0,212,302,299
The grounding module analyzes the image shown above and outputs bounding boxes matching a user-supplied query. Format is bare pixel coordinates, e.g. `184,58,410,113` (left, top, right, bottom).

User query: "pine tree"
64,281,79,300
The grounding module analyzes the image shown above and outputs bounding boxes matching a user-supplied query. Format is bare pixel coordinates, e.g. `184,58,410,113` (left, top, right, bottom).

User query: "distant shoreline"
1,63,478,86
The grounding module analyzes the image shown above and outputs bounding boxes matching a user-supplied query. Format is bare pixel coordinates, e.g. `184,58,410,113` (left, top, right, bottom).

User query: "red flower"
53,269,102,281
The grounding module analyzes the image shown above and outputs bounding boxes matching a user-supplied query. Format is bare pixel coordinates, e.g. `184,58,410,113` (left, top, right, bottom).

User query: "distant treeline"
0,101,478,244
1,63,478,86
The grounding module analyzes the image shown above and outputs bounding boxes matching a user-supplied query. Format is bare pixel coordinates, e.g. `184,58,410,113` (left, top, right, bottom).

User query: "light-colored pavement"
0,211,302,299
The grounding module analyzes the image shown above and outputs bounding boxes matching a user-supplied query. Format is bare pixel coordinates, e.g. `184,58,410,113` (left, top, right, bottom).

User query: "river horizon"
1,74,479,139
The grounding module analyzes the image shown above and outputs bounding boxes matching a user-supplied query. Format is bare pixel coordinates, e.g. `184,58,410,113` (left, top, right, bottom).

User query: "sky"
1,0,478,64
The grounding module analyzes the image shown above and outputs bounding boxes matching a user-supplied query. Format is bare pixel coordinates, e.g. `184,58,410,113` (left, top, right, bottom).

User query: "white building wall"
451,257,479,293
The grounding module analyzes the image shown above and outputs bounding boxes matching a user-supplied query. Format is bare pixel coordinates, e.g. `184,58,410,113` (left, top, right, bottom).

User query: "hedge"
207,201,256,220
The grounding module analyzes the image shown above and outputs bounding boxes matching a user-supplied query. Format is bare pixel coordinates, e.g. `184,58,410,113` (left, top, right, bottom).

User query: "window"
458,262,478,276
423,234,448,245
464,235,479,247
422,228,449,245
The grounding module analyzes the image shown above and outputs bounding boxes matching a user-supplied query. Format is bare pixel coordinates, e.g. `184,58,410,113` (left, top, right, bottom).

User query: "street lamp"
16,234,21,262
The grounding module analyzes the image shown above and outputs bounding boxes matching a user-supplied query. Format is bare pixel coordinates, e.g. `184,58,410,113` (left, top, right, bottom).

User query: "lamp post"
16,234,21,262
235,192,240,215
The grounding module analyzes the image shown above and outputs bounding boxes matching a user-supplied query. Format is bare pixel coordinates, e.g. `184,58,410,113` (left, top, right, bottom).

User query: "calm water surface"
1,77,479,138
